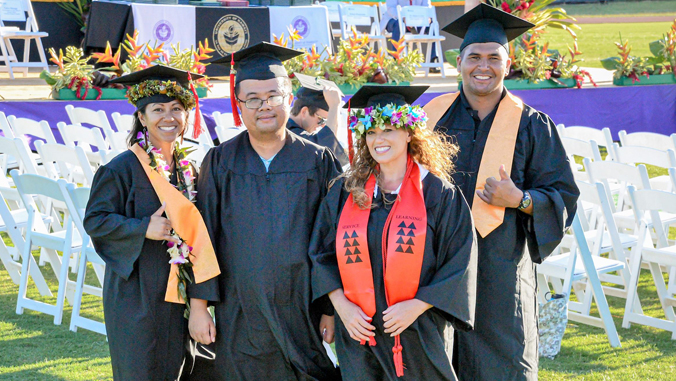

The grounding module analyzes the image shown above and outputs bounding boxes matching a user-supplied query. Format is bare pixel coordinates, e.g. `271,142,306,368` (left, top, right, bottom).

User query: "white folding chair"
560,136,602,182
65,183,106,335
619,130,676,153
613,143,676,192
65,105,116,143
99,149,121,165
557,124,616,161
107,130,129,153
397,5,445,77
0,0,49,79
0,187,50,295
338,4,387,51
316,1,348,40
215,125,244,144
0,111,15,138
57,122,109,167
35,141,95,186
11,170,83,325
110,112,134,133
537,212,622,347
623,186,676,339
0,136,39,181
670,167,676,192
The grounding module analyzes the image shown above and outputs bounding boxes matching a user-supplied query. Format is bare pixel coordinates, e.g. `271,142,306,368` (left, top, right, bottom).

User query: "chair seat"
1,31,48,38
615,209,676,231
649,175,672,191
33,228,83,249
538,253,625,281
403,35,446,42
561,230,637,253
642,245,676,266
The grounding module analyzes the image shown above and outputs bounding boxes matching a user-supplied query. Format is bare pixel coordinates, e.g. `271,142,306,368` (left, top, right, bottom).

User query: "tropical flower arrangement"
41,30,215,100
273,27,424,89
134,131,197,317
446,0,594,88
601,20,676,83
348,104,427,139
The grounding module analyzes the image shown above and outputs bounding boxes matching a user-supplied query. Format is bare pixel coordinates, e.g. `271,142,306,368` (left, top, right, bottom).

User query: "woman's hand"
329,289,375,342
383,299,432,337
319,314,335,344
189,299,216,344
145,203,180,243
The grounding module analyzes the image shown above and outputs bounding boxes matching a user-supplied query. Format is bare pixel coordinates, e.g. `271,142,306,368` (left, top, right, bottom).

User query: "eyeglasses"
237,95,287,110
316,116,327,126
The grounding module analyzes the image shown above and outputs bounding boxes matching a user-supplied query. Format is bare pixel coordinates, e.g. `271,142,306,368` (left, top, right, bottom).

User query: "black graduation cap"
442,3,534,52
295,87,329,112
211,42,303,84
343,85,429,109
111,65,204,87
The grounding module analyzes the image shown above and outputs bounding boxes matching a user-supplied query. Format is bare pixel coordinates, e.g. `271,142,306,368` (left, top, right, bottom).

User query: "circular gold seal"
213,14,250,56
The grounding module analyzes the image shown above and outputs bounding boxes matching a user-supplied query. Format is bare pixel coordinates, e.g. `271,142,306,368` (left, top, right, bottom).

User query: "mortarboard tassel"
230,54,243,128
187,72,203,139
347,99,354,164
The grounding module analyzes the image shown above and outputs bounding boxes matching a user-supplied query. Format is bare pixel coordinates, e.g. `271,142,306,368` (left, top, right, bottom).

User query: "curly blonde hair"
334,123,458,209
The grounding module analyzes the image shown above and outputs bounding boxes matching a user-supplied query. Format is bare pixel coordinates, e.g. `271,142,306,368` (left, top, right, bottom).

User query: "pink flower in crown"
364,106,373,116
391,111,402,124
349,115,358,127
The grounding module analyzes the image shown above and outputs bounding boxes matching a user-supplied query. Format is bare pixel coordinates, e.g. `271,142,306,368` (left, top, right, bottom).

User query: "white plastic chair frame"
111,112,134,133
396,5,445,77
557,124,616,161
57,122,109,167
0,0,49,79
618,130,676,152
65,105,116,144
35,141,95,186
338,4,387,52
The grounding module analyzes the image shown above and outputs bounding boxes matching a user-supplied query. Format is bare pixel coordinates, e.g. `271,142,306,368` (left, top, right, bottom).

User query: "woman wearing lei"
84,65,220,381
309,86,478,380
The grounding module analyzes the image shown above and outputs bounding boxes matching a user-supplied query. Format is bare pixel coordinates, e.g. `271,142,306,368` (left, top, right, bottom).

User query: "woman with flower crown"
84,65,220,381
308,85,478,380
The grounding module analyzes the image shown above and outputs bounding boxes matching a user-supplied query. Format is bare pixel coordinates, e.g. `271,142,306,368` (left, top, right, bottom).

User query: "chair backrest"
215,125,244,144
35,141,94,186
0,112,15,138
398,5,437,28
338,4,381,38
11,169,66,210
99,149,120,165
6,115,56,144
561,137,602,182
318,1,342,23
628,186,676,248
212,111,234,128
618,130,676,152
558,125,615,160
0,136,38,179
64,183,90,232
670,167,676,192
57,122,109,152
613,143,676,169
65,105,115,138
108,130,129,153
0,0,41,33
110,112,134,133
576,180,626,258
584,157,651,213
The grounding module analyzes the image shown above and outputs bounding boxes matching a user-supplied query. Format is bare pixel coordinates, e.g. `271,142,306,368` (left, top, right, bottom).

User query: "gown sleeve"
522,113,580,264
308,180,345,305
188,148,222,301
313,127,349,167
414,184,478,332
84,165,150,281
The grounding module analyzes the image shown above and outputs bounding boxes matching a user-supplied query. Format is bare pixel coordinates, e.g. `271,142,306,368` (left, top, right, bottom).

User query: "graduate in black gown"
309,85,478,380
83,66,220,381
190,42,341,380
423,5,580,380
288,86,349,167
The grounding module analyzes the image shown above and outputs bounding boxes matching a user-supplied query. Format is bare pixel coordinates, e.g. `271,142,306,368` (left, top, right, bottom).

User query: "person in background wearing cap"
288,86,349,167
424,4,579,380
309,85,477,380
84,66,221,380
190,42,341,380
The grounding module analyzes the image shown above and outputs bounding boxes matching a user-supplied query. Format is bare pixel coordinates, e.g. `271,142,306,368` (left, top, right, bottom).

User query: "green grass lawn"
2,225,676,379
543,22,673,68
549,0,676,17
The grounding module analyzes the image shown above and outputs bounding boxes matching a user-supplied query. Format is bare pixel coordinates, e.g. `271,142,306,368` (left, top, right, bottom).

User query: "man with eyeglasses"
189,42,342,380
287,86,349,167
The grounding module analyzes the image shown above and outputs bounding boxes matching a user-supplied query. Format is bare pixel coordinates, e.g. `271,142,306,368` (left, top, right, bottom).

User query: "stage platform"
0,67,674,140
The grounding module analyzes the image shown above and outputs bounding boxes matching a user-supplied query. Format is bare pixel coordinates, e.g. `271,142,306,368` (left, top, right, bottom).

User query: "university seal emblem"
291,16,310,38
213,14,250,56
153,20,174,43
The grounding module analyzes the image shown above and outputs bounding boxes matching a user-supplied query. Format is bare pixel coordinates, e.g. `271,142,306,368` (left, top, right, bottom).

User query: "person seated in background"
381,0,439,73
288,86,349,167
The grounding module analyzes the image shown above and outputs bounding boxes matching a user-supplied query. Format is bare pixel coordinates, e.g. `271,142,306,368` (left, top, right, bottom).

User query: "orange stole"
423,91,523,238
131,144,220,304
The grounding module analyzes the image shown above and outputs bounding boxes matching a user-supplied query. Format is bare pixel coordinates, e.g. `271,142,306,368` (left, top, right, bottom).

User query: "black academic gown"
431,88,579,381
288,118,349,167
84,150,194,381
309,173,478,381
191,130,342,381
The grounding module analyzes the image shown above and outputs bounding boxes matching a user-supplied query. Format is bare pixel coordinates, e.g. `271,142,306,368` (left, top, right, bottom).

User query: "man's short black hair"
291,100,320,117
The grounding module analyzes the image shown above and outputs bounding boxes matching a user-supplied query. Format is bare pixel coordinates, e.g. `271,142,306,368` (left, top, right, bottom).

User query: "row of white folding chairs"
2,170,105,335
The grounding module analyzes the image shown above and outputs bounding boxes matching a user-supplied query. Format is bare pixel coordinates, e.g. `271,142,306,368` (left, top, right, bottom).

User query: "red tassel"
393,336,404,377
230,53,243,128
187,72,203,139
358,336,377,346
347,99,354,164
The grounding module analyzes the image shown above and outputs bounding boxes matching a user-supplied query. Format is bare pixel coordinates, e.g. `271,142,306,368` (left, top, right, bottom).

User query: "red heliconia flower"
501,2,512,13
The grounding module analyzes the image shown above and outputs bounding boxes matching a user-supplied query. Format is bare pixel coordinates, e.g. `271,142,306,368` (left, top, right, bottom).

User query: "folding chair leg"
69,249,88,333
668,266,676,295
623,231,646,329
53,245,72,325
649,262,676,322
35,36,49,71
536,272,549,304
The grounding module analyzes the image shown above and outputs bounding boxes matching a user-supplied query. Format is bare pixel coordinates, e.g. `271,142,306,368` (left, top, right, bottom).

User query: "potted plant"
601,20,676,86
41,31,215,100
273,27,424,94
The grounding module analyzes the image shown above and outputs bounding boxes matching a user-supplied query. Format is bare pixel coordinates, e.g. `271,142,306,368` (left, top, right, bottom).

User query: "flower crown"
348,104,427,139
126,79,196,110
